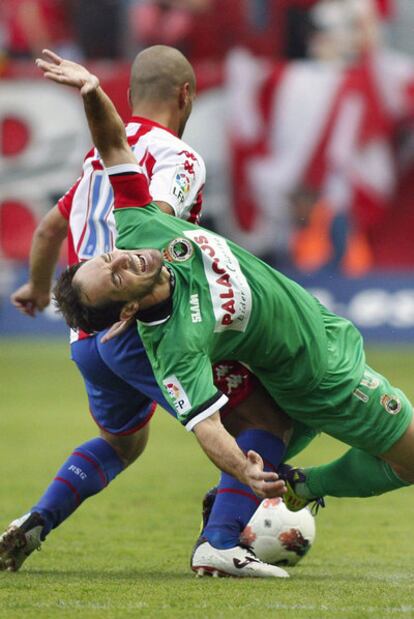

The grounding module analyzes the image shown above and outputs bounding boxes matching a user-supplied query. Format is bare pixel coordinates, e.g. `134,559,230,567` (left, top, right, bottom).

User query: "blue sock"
32,437,124,538
203,429,285,549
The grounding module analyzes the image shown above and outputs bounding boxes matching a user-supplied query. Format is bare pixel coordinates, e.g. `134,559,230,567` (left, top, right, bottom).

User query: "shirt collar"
129,116,178,137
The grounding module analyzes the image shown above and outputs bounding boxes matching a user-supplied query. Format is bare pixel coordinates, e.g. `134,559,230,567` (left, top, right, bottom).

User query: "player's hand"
36,49,99,95
244,450,286,499
11,283,51,317
100,318,135,343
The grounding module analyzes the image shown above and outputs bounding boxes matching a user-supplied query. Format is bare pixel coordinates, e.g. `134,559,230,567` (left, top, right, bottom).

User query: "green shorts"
283,364,413,456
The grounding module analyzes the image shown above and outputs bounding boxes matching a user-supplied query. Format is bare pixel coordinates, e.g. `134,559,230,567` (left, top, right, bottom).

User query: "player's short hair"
53,263,125,334
129,45,195,105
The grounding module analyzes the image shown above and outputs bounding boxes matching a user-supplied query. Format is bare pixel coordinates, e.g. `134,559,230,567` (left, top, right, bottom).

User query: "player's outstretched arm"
11,205,68,317
193,412,286,499
36,49,135,169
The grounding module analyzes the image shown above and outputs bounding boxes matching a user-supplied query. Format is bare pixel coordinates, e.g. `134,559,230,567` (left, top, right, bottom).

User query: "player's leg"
33,333,156,535
192,363,291,577
380,415,414,482
0,334,154,571
198,363,316,531
200,429,287,547
283,446,411,505
100,425,149,468
0,424,151,572
31,423,151,540
280,366,413,507
204,364,292,546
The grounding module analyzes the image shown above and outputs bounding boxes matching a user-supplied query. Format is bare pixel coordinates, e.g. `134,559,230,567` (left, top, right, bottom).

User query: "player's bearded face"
73,249,164,306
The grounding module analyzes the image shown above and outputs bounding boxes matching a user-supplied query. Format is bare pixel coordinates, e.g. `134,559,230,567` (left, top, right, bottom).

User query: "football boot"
191,538,289,578
278,464,325,514
0,512,44,571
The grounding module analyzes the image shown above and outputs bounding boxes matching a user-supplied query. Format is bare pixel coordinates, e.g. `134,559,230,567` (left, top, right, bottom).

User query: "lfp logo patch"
163,375,192,414
175,173,190,193
171,168,191,203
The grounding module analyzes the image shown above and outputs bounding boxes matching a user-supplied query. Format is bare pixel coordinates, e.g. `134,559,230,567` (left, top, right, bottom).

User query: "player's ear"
179,82,190,109
120,301,139,321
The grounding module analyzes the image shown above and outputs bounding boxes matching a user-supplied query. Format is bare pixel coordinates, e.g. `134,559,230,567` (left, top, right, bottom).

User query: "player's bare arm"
11,205,68,317
193,412,286,499
36,50,135,169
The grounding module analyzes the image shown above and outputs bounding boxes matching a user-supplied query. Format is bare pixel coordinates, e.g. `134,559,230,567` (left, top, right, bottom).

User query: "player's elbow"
35,212,68,243
98,142,136,169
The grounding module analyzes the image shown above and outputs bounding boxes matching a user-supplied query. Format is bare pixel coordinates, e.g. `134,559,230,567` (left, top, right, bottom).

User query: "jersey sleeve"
149,147,206,221
154,350,228,431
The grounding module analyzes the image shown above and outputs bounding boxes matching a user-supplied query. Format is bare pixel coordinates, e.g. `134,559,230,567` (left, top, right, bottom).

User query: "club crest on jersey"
172,168,191,203
163,237,194,263
163,375,192,414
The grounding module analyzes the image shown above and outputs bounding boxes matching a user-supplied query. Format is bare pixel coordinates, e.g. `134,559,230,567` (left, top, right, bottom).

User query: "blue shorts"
71,324,176,435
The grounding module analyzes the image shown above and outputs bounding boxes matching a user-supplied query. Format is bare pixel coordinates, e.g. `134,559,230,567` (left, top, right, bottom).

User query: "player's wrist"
81,76,100,97
29,279,51,294
240,457,252,487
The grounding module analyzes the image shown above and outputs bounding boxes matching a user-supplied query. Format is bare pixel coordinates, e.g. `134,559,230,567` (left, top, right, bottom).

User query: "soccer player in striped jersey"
46,51,414,576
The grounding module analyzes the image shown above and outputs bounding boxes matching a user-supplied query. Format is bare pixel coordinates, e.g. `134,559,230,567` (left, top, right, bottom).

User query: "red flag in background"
375,0,394,19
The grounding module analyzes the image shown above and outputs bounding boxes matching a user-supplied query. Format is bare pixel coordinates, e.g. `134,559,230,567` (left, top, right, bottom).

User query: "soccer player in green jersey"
39,50,414,576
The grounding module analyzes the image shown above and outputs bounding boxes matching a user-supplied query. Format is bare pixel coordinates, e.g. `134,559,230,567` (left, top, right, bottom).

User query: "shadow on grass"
6,569,191,581
3,567,400,585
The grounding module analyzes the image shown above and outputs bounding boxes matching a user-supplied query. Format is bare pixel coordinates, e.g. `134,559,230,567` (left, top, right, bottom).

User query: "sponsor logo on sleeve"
178,150,198,162
163,375,192,414
184,230,252,333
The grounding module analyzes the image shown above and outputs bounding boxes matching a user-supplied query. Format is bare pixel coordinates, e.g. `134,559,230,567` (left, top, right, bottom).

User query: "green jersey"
113,170,365,430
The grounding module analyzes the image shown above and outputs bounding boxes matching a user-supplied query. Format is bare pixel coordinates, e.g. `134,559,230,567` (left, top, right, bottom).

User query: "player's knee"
380,417,414,483
223,385,292,442
389,463,414,484
100,425,150,467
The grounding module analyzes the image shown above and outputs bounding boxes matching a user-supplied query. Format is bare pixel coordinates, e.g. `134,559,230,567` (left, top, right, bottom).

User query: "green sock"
302,448,411,499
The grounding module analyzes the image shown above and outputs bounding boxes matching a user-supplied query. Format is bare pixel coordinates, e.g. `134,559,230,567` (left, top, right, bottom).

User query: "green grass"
0,340,413,618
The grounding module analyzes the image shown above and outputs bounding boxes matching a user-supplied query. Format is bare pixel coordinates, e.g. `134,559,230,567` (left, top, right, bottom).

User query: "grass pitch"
0,340,413,619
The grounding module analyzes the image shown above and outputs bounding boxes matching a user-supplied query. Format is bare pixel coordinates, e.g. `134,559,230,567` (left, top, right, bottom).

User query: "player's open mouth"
137,254,147,273
131,249,162,276
130,254,146,274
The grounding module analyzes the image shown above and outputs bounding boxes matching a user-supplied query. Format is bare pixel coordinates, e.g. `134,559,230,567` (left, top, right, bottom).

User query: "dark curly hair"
53,263,126,333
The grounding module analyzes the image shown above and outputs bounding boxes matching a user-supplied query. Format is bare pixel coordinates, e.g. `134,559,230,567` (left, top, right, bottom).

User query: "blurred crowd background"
2,0,414,339
0,0,411,63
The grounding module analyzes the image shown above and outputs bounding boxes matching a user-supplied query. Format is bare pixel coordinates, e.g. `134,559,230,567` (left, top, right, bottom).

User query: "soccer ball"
240,497,316,566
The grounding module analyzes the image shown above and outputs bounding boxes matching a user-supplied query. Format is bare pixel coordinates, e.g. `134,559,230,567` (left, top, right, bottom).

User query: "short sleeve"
149,148,206,221
155,351,228,431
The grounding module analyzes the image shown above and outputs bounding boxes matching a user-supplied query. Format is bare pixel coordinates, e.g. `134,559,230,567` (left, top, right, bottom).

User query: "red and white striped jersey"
58,116,206,267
